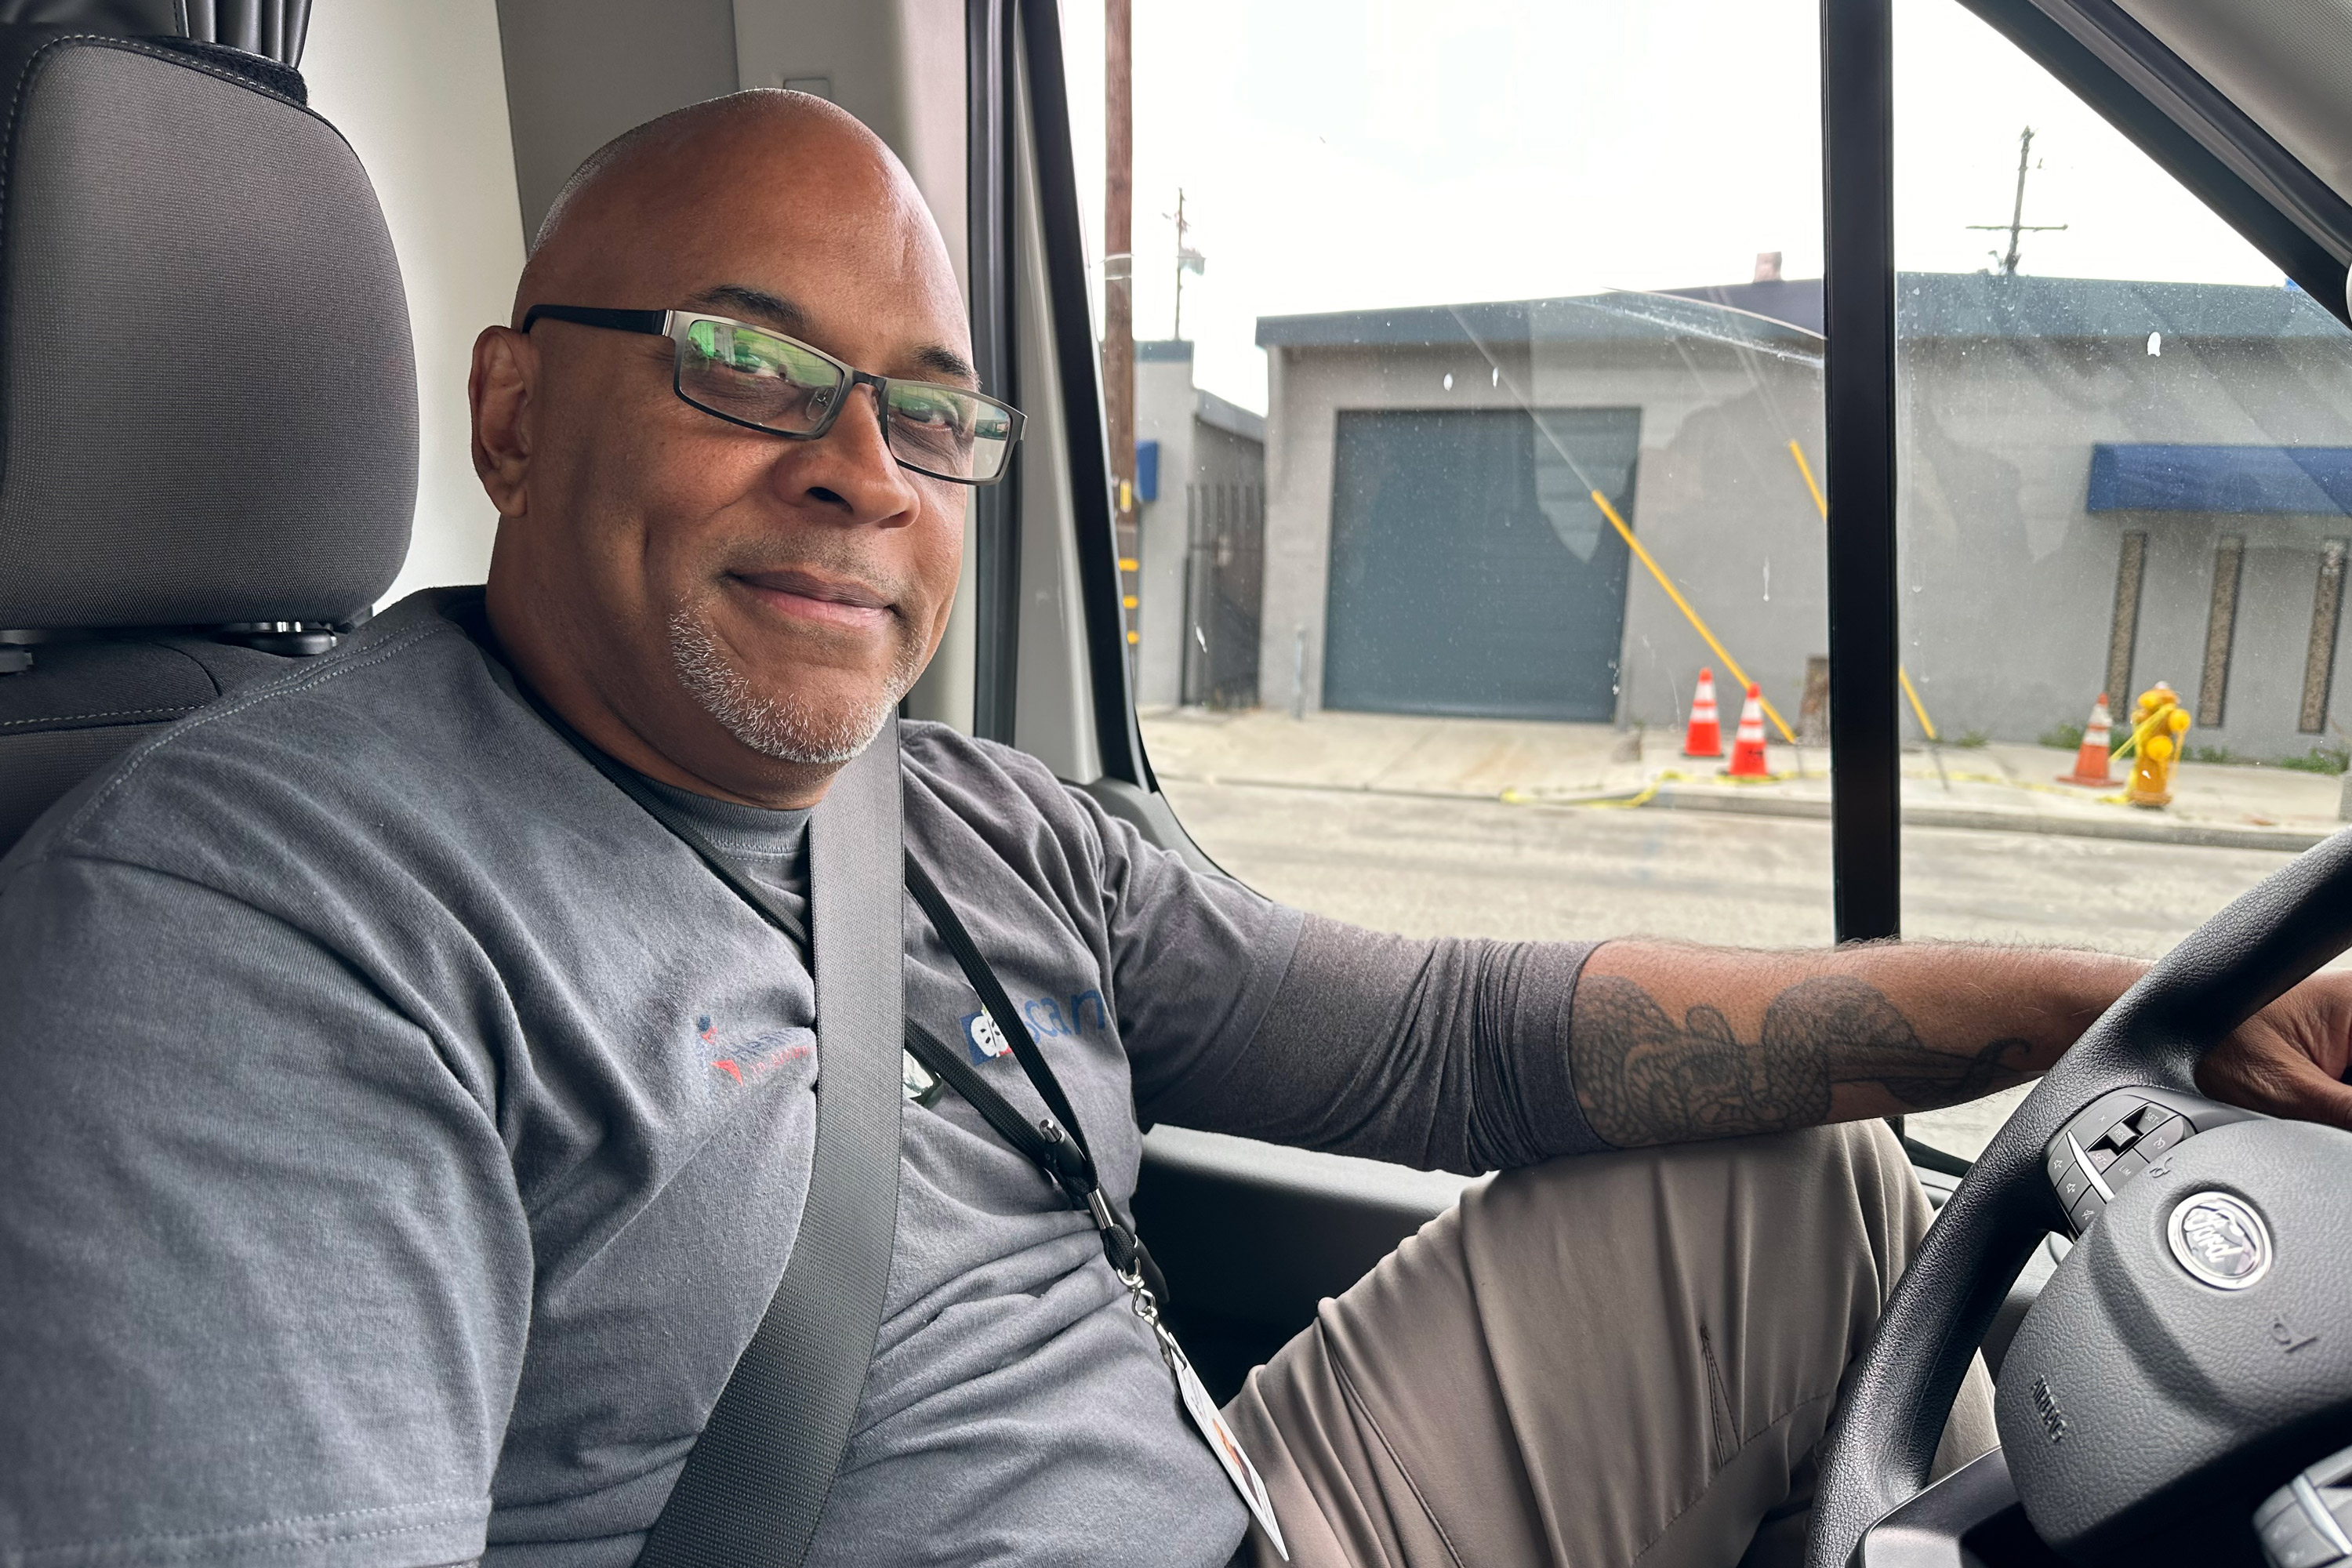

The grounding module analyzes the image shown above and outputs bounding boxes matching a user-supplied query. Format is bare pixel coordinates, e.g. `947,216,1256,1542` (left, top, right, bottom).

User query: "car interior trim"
966,0,1022,745
1820,0,1905,943
1014,0,1148,789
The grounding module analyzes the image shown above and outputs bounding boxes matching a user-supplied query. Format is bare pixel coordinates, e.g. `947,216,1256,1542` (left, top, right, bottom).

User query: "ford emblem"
2166,1192,2273,1290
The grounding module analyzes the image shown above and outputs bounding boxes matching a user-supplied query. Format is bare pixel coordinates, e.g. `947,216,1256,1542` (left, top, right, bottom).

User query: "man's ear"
470,325,536,519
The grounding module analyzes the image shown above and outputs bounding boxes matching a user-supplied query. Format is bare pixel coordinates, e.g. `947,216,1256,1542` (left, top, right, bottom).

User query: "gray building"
1133,339,1267,710
1253,273,2352,761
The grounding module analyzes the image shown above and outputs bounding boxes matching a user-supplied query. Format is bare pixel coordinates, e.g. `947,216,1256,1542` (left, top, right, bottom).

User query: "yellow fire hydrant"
2125,684,2192,808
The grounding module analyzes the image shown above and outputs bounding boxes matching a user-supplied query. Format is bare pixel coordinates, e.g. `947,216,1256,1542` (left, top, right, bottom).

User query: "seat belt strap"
637,714,906,1568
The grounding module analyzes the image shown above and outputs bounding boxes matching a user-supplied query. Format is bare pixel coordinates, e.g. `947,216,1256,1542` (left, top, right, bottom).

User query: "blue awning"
2087,443,2352,514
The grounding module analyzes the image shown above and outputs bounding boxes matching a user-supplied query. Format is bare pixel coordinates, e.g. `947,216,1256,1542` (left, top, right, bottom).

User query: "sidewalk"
1138,706,2349,853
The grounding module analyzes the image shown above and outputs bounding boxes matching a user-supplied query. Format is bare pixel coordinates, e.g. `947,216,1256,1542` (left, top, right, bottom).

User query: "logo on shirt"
962,989,1109,1065
699,1013,813,1087
964,1010,1013,1063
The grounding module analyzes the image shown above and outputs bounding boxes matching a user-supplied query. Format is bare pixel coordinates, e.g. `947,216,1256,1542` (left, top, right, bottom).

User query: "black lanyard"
898,853,1166,1305
511,679,1167,1307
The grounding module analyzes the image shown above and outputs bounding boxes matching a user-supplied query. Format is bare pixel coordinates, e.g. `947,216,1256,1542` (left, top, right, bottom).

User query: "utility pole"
1171,187,1205,339
1967,125,2067,276
1104,0,1140,656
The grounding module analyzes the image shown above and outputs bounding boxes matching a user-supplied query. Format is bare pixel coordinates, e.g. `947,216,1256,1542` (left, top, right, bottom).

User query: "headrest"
0,6,416,633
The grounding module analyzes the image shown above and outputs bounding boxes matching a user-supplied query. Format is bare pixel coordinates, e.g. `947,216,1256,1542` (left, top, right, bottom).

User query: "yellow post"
1788,440,1940,742
1588,489,1796,743
1896,665,1939,744
1789,437,1828,517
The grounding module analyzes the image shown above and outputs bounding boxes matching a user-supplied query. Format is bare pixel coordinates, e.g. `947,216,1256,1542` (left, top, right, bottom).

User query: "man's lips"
730,568,895,630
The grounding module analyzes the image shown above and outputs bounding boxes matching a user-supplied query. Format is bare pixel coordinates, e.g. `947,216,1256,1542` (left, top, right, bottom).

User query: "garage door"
1324,407,1639,721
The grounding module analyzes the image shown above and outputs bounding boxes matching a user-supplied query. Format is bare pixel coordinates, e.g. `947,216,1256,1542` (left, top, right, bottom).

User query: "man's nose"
785,380,919,524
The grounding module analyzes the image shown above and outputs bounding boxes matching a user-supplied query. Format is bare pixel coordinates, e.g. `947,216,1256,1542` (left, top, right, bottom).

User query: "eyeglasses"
521,304,1025,485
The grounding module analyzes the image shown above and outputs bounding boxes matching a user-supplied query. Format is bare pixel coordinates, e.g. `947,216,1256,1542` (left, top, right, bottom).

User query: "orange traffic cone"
2058,693,2114,786
1726,684,1771,778
1683,668,1724,758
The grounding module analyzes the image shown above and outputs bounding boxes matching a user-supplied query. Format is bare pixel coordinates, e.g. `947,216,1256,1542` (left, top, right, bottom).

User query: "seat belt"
632,715,906,1568
457,599,905,1566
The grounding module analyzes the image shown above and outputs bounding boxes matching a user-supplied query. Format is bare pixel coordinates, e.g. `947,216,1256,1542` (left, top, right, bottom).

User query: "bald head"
517,91,956,337
472,88,977,811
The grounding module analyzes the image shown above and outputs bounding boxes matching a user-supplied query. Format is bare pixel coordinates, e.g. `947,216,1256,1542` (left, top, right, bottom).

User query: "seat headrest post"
177,1,313,67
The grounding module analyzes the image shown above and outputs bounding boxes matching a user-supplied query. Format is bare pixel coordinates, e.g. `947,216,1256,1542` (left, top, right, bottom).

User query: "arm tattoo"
1571,974,2031,1147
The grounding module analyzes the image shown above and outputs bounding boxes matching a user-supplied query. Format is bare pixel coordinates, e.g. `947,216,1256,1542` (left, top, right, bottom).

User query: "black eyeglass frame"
520,303,1026,486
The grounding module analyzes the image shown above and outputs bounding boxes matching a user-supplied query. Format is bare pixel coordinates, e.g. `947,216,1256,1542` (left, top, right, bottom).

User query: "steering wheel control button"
2307,1444,2352,1497
2067,1187,2107,1235
2095,1111,2143,1149
2054,1163,2093,1207
2103,1148,2150,1191
2295,1474,2352,1555
2135,1114,2188,1160
2258,1450,2352,1568
2067,1133,2117,1200
2260,1508,2347,1568
2166,1191,2274,1290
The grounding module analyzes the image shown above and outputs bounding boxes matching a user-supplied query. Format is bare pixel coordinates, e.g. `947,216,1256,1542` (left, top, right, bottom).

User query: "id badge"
1156,1322,1289,1560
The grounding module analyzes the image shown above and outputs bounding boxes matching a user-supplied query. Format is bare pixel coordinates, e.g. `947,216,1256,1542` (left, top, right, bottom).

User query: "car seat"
0,0,414,852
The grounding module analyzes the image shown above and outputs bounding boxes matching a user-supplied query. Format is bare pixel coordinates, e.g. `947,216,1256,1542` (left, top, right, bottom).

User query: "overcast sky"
1058,0,2285,415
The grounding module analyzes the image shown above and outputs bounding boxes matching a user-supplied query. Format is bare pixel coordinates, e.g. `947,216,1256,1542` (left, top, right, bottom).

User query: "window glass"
1064,1,1842,951
1893,0,2352,1155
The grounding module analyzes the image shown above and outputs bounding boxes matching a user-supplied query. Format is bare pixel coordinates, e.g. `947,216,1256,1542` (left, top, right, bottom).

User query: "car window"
1062,0,1838,955
1891,0,2352,1155
1062,0,2352,1164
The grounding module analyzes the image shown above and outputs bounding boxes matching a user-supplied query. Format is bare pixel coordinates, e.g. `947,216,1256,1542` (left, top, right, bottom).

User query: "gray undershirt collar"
631,774,811,860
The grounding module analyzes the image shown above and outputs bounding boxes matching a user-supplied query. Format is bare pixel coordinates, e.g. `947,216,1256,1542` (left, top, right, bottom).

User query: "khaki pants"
1225,1120,1997,1568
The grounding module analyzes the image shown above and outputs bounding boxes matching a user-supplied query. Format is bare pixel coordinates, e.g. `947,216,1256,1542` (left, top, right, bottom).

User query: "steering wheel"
1803,829,2352,1568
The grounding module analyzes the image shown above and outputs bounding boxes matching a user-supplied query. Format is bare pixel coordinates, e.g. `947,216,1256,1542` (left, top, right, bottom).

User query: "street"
1159,772,2303,952
1155,769,2313,1157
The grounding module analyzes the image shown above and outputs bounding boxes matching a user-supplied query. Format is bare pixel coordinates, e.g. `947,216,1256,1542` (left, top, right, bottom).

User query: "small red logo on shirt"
698,1014,811,1088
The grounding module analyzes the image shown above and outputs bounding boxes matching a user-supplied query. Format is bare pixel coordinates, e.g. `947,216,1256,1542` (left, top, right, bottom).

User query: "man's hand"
2200,970,2352,1130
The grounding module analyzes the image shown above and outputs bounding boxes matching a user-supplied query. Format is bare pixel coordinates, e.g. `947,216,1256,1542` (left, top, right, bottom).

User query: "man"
2,90,2346,1568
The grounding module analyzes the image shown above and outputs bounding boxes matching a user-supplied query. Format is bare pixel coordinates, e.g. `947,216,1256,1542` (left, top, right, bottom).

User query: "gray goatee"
666,606,923,765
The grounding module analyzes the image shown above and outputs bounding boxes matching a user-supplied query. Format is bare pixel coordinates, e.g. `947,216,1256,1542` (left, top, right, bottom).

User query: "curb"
1156,771,2341,853
1646,787,2333,853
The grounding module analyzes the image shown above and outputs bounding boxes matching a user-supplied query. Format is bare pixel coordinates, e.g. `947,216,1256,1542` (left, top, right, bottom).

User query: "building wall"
1193,419,1265,489
1259,337,1828,730
1134,350,1266,708
1896,332,2352,759
1134,351,1198,706
1261,324,2352,761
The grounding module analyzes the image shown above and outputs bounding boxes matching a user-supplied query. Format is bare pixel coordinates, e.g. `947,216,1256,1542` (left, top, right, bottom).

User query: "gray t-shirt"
0,590,1300,1568
1,588,1607,1568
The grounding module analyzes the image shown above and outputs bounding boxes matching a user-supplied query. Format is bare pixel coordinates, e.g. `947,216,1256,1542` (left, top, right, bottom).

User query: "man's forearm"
1570,941,2147,1148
